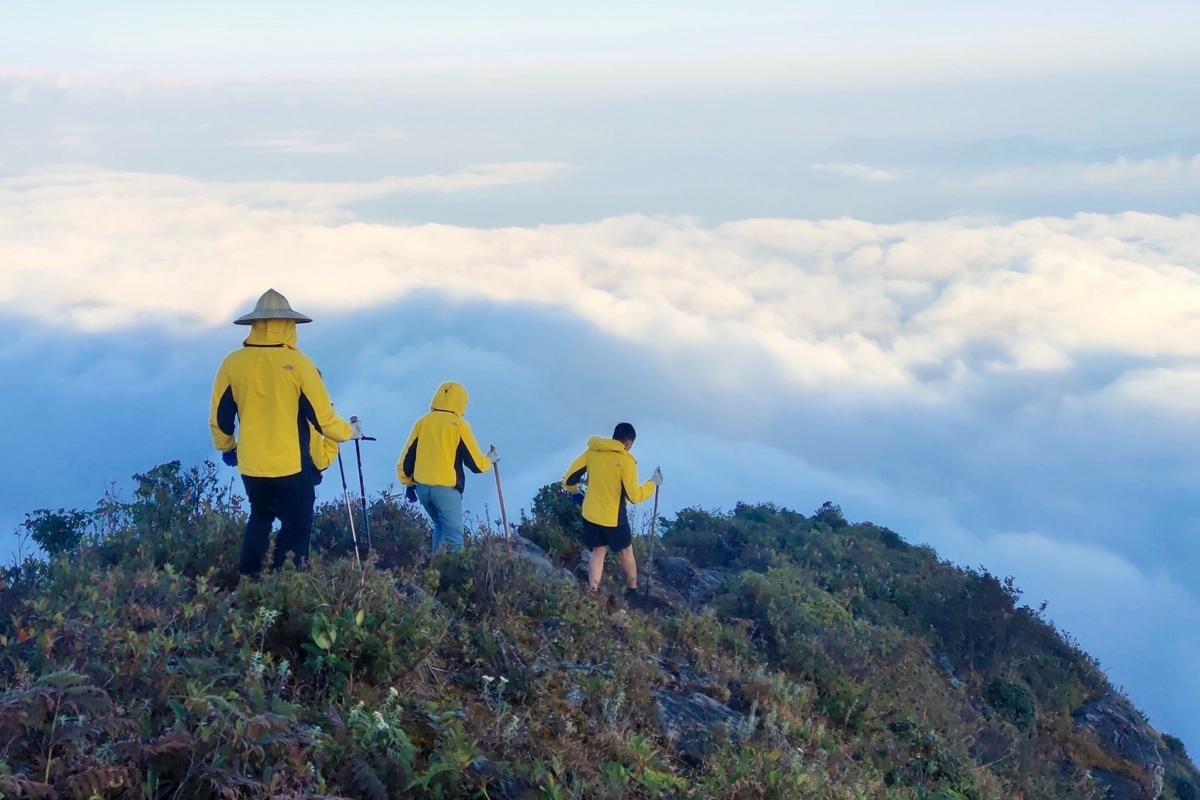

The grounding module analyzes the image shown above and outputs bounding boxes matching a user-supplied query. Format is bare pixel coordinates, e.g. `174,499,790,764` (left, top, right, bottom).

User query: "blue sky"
3,0,1200,754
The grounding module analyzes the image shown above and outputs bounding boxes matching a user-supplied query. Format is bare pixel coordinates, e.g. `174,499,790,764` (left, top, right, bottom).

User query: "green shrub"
312,489,431,569
1167,763,1199,800
984,678,1036,731
21,508,92,556
236,558,447,692
1164,733,1190,760
811,501,849,531
518,483,584,560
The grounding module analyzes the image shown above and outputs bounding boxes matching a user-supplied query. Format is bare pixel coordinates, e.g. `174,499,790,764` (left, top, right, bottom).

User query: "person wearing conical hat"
209,289,362,577
396,381,499,554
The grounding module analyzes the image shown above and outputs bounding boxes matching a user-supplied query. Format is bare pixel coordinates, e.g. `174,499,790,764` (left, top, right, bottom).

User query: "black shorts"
582,519,633,551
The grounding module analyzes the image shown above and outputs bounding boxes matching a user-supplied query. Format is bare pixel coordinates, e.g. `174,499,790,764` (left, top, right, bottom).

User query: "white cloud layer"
2,167,1197,410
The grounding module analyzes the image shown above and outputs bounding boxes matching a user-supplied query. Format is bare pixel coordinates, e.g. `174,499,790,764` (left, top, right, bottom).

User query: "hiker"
209,288,361,577
396,381,499,553
562,422,662,594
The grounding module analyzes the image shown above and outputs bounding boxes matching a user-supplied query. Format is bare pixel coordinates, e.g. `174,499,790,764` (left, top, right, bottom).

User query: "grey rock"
573,550,722,611
655,556,697,586
652,555,726,607
575,548,592,579
1088,770,1153,800
1073,691,1164,800
512,537,572,582
655,689,746,763
934,651,962,689
394,579,430,606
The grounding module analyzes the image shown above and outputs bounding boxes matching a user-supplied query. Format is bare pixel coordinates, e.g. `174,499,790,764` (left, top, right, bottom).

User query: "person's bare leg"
617,546,638,590
588,546,608,591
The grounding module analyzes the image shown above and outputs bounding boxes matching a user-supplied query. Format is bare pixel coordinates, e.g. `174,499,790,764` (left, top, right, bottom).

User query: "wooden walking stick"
490,445,511,550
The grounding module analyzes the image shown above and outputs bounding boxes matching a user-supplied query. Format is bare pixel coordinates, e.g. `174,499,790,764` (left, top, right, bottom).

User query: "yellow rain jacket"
396,382,492,492
309,430,341,472
562,436,656,529
209,320,354,479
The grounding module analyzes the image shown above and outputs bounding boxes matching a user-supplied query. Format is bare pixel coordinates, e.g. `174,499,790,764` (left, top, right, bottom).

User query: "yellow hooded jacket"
396,382,492,492
209,320,354,478
562,436,655,529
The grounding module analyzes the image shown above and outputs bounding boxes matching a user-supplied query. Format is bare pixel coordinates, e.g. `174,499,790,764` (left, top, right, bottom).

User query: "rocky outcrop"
650,556,727,607
1073,691,1164,800
394,578,431,606
511,537,575,582
654,689,746,763
572,549,726,607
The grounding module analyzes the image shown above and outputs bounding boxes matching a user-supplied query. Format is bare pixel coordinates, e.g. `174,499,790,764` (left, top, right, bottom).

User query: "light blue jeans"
415,484,465,553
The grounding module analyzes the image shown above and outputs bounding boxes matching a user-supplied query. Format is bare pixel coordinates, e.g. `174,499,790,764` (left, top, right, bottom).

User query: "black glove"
570,491,584,507
221,449,237,467
405,485,418,503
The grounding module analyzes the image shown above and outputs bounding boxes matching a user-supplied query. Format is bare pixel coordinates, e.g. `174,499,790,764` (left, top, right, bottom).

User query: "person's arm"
310,429,340,472
297,356,354,442
457,420,492,474
621,455,656,504
562,452,588,493
396,421,421,486
209,360,236,453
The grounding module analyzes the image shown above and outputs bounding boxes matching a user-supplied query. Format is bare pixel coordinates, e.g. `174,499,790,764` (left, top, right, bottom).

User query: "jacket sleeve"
621,456,656,504
562,452,588,494
297,356,354,442
209,359,236,453
310,430,340,472
458,420,493,474
396,421,421,486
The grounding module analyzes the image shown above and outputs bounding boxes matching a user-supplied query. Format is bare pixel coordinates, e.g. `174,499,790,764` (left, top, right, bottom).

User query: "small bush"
237,558,447,691
1164,733,1190,760
985,678,1036,731
519,483,584,555
312,490,430,569
21,508,92,556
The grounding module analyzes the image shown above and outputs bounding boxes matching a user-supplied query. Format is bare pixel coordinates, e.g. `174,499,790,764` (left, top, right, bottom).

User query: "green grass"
0,462,1195,799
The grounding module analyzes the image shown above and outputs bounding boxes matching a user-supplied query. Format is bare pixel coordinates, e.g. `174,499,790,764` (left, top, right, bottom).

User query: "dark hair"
612,422,637,442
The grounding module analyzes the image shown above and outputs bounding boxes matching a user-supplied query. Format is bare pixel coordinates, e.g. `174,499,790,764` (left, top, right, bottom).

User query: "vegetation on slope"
0,460,1195,799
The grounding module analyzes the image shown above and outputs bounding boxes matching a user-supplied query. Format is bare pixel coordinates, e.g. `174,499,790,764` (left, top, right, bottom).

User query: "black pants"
239,471,316,576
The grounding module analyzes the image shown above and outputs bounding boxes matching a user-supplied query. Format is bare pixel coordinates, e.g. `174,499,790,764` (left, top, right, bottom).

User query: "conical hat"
233,289,312,325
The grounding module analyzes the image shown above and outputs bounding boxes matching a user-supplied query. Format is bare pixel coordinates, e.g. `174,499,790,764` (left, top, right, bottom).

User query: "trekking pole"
644,481,660,598
353,434,376,555
336,448,362,569
490,445,511,550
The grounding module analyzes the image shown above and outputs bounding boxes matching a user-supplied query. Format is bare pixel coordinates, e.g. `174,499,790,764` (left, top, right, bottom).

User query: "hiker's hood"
587,436,628,454
430,381,468,416
243,319,298,349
